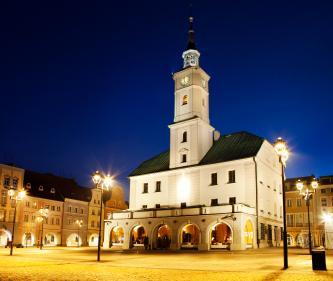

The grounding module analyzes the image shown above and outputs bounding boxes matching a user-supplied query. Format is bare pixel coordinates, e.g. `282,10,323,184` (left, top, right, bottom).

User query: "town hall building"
103,17,284,251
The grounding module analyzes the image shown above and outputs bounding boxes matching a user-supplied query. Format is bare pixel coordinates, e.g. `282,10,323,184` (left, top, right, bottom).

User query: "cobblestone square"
0,247,332,280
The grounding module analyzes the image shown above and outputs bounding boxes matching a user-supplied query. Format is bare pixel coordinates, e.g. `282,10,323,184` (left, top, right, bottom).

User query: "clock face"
180,76,189,86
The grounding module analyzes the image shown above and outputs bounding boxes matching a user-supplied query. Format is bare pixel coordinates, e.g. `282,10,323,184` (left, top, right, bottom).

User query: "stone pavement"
0,247,332,280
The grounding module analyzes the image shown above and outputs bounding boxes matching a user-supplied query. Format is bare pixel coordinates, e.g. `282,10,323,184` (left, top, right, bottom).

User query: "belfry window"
182,95,188,105
182,131,187,143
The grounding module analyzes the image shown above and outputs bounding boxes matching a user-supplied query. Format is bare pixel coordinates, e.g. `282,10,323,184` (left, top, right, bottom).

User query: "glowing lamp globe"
296,180,303,191
92,171,102,185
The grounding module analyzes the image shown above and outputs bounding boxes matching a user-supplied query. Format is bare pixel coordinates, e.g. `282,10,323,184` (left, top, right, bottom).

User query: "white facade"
103,18,283,251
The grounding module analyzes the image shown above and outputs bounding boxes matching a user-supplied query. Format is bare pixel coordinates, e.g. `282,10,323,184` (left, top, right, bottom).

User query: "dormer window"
50,188,55,194
26,183,31,189
182,95,188,105
182,131,187,143
39,185,44,191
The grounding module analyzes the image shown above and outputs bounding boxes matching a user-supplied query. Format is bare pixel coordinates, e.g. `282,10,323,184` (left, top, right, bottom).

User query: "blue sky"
2,0,333,198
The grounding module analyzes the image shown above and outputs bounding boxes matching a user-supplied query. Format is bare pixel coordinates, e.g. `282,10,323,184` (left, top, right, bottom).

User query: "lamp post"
92,171,113,262
75,219,83,247
8,188,26,256
274,137,289,269
36,208,49,250
296,178,318,254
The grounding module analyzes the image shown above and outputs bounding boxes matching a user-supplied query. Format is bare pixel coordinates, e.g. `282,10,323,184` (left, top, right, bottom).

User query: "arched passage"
180,224,200,249
44,233,57,246
130,225,147,248
287,233,294,246
66,233,82,247
244,219,254,248
0,229,11,246
88,234,99,246
210,222,232,249
153,224,171,249
22,232,35,247
110,226,125,247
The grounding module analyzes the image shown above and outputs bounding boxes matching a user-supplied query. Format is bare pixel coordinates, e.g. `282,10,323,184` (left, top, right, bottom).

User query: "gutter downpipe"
253,157,260,249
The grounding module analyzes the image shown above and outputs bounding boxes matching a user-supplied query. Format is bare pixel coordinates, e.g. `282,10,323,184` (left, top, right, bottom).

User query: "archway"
89,234,99,246
154,224,171,249
244,219,254,248
296,233,305,248
130,225,147,248
22,232,35,247
210,222,232,249
110,226,125,247
181,224,200,249
44,233,57,246
66,233,82,247
0,229,11,246
287,234,294,246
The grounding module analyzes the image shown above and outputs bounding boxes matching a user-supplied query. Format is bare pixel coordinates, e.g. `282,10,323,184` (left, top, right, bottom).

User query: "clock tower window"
182,95,188,105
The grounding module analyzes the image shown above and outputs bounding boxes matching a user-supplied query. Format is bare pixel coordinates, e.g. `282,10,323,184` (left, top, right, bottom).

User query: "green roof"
129,131,264,177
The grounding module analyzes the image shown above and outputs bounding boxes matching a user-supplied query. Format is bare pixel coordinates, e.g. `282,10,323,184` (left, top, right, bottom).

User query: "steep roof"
24,170,91,202
129,131,264,177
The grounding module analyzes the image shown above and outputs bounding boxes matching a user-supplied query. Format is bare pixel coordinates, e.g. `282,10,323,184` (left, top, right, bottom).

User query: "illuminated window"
182,131,187,143
50,188,55,194
182,95,188,105
296,198,302,207
39,185,44,191
287,199,292,207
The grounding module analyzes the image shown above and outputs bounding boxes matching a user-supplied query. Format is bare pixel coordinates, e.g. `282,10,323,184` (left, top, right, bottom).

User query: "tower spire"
182,14,200,68
186,16,196,50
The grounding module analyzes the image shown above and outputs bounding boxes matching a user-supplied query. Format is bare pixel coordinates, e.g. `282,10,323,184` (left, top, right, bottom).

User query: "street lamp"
8,188,26,256
75,219,83,247
274,137,289,269
36,208,49,250
296,178,318,253
92,171,113,261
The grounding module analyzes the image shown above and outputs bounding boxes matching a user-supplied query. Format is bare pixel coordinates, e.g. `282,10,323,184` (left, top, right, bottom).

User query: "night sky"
2,1,333,197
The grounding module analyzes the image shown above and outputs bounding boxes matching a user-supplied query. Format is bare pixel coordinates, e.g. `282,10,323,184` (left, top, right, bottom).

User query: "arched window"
182,95,188,105
182,131,187,143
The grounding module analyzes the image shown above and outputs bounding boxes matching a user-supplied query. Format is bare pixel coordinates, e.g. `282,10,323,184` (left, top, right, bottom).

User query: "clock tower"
169,17,215,169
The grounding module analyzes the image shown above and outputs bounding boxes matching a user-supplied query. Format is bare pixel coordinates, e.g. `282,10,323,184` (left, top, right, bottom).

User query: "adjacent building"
103,17,284,251
285,175,333,248
0,164,127,247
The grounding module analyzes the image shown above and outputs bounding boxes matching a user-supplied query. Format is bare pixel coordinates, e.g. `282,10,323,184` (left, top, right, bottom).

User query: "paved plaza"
0,247,332,280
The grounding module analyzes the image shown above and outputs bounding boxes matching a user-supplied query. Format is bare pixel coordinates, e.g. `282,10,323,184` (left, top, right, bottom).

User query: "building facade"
285,175,333,248
0,164,127,247
0,164,25,246
103,18,284,251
